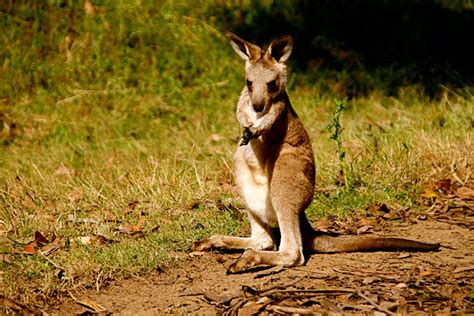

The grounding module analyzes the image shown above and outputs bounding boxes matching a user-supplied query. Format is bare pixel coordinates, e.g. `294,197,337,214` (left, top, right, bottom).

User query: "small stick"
38,252,63,270
357,290,396,316
267,305,317,315
450,160,464,185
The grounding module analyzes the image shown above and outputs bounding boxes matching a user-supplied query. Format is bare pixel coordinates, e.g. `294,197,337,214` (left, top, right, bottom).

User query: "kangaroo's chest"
242,140,272,184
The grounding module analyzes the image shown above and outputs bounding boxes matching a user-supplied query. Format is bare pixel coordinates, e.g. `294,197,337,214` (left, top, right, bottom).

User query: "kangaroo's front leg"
191,212,274,252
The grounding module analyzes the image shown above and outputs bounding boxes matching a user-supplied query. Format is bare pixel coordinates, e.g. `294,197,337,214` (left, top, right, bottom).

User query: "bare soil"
49,218,473,315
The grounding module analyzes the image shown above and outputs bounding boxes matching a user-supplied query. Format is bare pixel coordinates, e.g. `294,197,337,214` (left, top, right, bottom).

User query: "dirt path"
50,219,473,315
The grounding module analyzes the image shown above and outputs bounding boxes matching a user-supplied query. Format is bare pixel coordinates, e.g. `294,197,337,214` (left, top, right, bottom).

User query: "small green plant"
327,98,348,192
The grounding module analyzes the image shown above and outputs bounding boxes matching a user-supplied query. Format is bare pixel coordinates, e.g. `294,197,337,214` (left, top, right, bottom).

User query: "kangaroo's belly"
233,143,277,226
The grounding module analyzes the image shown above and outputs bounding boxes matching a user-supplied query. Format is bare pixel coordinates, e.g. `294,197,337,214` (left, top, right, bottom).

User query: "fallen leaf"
1,295,40,314
34,231,50,246
76,235,108,246
40,239,64,256
418,266,433,277
453,265,474,273
189,251,206,257
382,212,399,220
435,179,451,193
366,203,390,216
23,241,36,255
362,276,379,284
357,225,373,235
116,222,145,237
314,218,333,232
421,184,438,198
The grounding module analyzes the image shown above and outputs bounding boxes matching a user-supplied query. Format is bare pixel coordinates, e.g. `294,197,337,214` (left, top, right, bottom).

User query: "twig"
258,276,306,296
263,288,355,297
96,269,103,292
38,252,63,270
357,290,396,315
450,160,464,185
267,305,317,314
254,265,285,278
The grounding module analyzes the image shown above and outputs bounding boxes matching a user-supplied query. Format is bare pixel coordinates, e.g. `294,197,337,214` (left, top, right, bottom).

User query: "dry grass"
1,1,473,310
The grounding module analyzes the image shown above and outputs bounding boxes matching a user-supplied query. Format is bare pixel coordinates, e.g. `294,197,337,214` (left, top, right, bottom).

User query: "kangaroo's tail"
304,234,440,253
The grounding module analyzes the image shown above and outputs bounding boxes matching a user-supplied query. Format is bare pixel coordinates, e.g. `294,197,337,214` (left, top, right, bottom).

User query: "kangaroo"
192,32,440,274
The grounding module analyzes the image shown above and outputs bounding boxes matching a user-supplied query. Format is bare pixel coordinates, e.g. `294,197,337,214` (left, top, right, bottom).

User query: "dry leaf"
117,223,145,236
435,179,452,193
453,265,474,273
314,218,333,232
76,235,108,246
421,184,438,198
189,251,206,257
40,239,64,256
23,241,36,255
357,225,373,235
366,203,390,216
362,276,379,284
418,266,433,277
34,231,50,246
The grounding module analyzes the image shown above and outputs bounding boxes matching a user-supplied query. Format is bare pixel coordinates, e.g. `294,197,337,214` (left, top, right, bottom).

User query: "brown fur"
192,32,439,274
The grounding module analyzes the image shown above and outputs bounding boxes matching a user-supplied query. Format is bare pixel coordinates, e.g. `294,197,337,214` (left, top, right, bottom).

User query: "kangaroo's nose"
253,103,264,112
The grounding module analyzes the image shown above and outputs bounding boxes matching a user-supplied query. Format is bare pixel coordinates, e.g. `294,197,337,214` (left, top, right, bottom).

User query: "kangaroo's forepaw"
191,239,212,252
226,250,261,274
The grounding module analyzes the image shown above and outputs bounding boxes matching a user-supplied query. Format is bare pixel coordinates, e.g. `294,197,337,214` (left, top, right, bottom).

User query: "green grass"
1,0,473,308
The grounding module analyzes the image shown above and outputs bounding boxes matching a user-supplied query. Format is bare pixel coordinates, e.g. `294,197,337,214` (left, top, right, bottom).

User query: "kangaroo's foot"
226,249,304,274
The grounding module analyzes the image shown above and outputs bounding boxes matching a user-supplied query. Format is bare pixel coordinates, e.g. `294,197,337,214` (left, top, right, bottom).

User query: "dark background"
211,0,474,97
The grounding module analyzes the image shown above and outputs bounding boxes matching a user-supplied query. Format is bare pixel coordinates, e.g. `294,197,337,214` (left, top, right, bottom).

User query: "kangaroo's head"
226,32,293,113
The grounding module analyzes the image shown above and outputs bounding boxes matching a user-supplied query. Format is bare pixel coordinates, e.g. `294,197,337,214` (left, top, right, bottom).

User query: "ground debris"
49,215,473,315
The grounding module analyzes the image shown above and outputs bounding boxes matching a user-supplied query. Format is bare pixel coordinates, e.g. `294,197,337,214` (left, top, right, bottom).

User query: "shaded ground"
48,218,473,315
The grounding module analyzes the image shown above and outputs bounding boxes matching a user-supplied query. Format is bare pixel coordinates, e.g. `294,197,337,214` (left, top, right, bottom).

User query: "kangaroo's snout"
252,102,264,113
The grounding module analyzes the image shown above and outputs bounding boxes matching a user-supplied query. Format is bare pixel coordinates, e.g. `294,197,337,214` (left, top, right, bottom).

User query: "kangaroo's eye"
246,80,252,91
267,80,278,92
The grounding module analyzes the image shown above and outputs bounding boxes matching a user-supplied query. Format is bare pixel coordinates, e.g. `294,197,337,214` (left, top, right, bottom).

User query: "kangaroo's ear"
226,31,261,61
267,35,293,63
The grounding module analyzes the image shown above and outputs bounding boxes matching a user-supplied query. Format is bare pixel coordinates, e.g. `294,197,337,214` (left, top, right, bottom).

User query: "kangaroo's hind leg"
227,153,312,273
